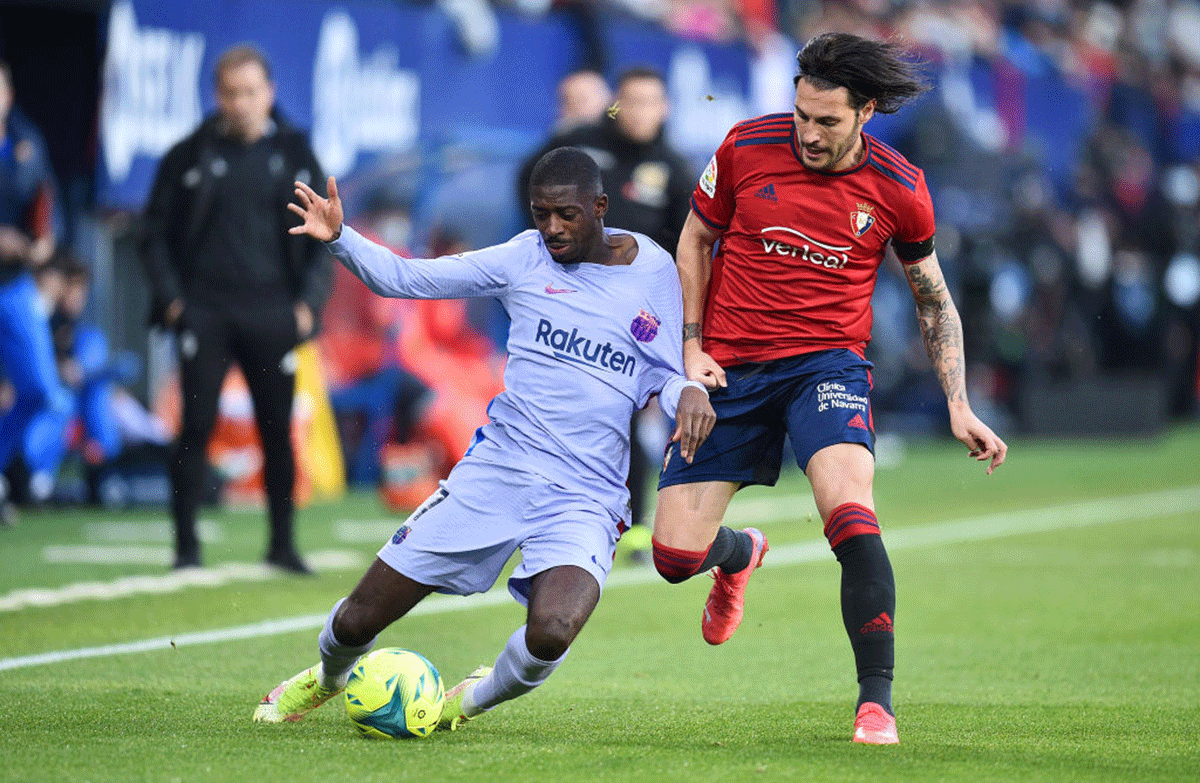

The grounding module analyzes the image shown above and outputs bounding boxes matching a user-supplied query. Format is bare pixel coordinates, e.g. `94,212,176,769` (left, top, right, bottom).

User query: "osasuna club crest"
850,203,876,237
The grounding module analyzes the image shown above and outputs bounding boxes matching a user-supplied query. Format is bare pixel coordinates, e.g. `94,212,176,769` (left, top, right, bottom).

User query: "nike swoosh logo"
545,285,577,294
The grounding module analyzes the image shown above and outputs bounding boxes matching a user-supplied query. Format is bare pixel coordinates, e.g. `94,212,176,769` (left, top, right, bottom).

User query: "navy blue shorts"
658,349,874,489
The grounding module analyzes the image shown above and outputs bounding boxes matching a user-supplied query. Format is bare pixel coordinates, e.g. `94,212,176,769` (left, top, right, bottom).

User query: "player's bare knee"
526,614,580,660
332,598,378,647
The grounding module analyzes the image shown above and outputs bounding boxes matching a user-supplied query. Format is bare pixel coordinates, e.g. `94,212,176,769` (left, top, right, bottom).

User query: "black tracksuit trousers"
171,301,299,563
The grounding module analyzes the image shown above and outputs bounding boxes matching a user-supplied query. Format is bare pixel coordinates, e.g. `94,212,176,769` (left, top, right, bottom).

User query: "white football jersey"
327,225,701,520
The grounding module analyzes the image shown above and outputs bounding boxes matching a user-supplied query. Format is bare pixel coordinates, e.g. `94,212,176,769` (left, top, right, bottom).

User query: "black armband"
893,236,935,263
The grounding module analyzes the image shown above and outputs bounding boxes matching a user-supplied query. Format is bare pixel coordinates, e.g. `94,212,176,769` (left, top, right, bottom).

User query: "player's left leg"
653,359,790,643
784,349,896,742
806,442,898,744
441,566,600,730
441,565,600,730
443,487,618,730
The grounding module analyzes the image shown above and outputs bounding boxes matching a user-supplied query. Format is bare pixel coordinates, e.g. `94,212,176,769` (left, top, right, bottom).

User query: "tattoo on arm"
906,261,968,405
682,322,702,343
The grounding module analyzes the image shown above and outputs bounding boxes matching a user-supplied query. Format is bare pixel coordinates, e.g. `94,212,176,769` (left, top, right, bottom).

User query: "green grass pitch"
1,426,1198,782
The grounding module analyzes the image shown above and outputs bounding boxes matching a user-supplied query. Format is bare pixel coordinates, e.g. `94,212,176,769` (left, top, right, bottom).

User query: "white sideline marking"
83,520,224,544
722,493,819,526
0,589,513,673
0,551,364,613
41,546,365,569
1,485,1197,673
333,519,402,543
43,545,176,566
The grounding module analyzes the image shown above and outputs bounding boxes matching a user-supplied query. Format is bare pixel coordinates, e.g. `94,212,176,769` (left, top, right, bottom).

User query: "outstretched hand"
288,176,343,242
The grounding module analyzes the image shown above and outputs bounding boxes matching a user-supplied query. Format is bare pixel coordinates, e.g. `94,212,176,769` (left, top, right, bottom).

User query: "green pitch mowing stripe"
2,484,1196,674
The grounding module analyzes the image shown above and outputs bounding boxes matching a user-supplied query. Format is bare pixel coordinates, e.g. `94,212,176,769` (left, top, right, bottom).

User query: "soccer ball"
344,648,444,738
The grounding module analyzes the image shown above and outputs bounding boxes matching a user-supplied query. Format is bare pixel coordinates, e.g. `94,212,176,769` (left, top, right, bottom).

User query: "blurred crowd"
4,0,1200,515
687,0,1200,429
401,0,1200,433
813,0,1200,431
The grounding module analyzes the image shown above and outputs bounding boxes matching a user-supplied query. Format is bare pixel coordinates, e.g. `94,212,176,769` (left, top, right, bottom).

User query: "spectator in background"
140,44,331,572
56,261,135,469
554,69,612,133
517,66,695,555
17,256,141,504
0,59,68,526
519,67,693,254
391,224,506,479
318,194,432,490
14,256,73,504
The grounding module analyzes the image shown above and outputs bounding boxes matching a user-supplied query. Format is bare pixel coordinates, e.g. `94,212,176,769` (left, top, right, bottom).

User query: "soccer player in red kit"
652,33,1007,744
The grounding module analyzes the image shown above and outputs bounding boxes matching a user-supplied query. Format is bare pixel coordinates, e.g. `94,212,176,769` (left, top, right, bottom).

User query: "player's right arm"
676,210,726,389
680,126,744,389
290,176,512,300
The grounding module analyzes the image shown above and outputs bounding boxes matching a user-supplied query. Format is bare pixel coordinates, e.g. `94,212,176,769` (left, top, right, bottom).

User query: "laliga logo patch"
850,202,876,237
699,155,718,198
392,524,411,545
630,309,661,342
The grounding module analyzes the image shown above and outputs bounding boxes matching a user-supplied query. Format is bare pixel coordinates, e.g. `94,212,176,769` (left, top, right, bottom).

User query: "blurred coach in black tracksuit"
141,44,330,573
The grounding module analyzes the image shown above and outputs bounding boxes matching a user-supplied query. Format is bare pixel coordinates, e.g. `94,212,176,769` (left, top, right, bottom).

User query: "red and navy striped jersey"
691,112,936,365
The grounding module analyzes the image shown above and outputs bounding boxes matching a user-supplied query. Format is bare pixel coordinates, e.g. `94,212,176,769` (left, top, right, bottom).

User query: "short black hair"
795,33,928,114
529,146,603,200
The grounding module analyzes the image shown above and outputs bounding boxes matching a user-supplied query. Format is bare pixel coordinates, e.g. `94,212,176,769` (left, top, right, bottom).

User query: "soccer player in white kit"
253,147,716,730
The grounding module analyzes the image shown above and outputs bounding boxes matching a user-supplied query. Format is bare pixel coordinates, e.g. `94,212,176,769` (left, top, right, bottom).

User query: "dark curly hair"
795,33,928,114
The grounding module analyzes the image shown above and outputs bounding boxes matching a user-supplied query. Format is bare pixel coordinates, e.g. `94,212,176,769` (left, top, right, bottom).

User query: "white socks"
317,598,375,689
315,605,565,716
468,624,566,715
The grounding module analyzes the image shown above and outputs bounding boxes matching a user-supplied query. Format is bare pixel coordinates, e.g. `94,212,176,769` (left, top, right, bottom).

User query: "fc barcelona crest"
850,202,876,237
630,309,660,342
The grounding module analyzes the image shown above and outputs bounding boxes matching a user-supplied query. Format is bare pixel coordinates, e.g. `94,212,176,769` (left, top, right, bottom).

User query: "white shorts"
376,459,624,605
